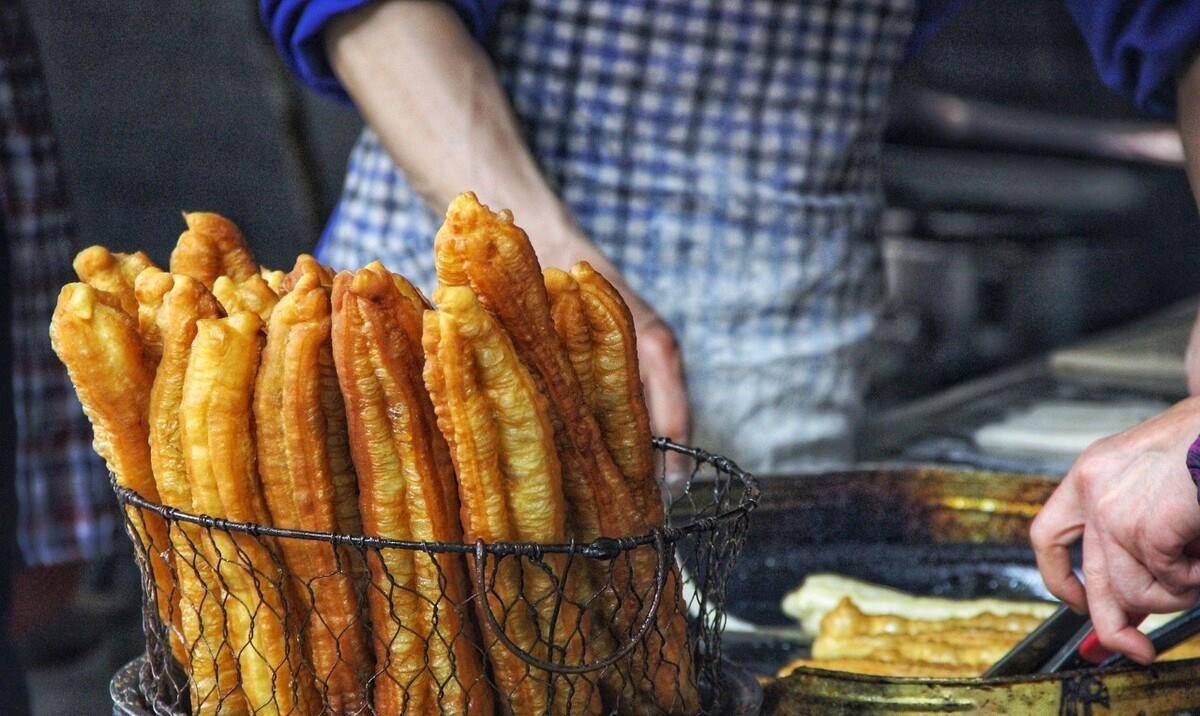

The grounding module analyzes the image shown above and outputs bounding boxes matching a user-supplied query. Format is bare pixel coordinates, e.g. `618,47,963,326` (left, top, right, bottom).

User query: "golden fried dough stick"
133,268,174,369
813,630,1021,667
181,313,317,716
73,246,158,320
49,284,184,664
331,267,491,716
139,272,247,715
212,274,278,323
811,600,1023,667
546,263,661,524
280,254,334,294
544,268,596,409
424,286,601,716
819,598,1044,638
169,212,258,289
254,273,371,715
778,657,984,679
436,193,698,713
260,267,286,294
569,261,660,524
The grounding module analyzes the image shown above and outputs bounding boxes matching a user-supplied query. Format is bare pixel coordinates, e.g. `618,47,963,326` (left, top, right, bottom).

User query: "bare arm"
325,0,690,444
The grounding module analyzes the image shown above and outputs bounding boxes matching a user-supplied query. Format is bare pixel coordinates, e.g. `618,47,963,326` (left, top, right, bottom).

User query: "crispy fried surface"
133,267,175,370
212,274,278,322
49,283,184,665
779,657,985,679
280,254,334,295
332,266,491,716
73,246,158,321
259,267,286,294
181,313,317,715
797,597,1200,678
169,212,257,288
569,261,660,524
254,273,371,714
424,286,600,716
140,272,245,715
436,193,698,713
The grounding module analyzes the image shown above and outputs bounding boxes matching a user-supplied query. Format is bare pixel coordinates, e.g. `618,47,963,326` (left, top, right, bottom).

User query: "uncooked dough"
974,399,1168,457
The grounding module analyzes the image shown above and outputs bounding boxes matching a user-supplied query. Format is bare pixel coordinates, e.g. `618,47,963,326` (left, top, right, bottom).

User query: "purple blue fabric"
262,0,1200,117
1188,434,1200,502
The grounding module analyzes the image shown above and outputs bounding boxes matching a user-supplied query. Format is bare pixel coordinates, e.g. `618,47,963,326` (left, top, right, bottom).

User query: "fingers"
637,319,690,443
1185,308,1200,395
1031,479,1088,612
1082,529,1157,664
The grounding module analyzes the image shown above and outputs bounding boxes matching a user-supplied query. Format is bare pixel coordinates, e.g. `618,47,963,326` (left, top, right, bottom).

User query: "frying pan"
703,466,1200,714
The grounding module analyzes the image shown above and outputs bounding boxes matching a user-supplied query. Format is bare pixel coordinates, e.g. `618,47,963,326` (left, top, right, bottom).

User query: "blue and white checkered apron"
319,0,916,473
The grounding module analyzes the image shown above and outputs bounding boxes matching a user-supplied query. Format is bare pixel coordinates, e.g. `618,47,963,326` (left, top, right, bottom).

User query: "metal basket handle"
471,530,671,674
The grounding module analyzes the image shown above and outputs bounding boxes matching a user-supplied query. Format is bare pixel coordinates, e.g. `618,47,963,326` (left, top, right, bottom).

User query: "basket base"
111,654,762,715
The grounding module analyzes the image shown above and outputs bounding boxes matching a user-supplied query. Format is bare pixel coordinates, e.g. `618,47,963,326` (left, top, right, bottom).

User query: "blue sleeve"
1064,1,1200,118
261,0,506,103
905,0,967,58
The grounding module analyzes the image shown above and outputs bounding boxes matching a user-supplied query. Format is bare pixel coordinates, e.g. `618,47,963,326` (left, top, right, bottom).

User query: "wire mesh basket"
114,438,758,715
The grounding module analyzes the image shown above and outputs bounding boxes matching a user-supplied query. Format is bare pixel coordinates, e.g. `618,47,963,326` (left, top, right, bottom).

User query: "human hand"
1031,396,1200,663
624,297,690,446
1185,307,1200,395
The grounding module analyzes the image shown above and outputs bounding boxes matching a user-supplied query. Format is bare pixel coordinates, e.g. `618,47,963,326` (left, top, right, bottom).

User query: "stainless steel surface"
863,302,1194,474
889,87,1184,166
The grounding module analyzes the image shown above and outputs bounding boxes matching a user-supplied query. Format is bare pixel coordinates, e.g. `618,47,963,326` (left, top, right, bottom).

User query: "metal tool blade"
984,604,1091,678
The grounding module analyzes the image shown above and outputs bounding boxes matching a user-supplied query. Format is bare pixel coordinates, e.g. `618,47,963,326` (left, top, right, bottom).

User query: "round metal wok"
706,466,1200,714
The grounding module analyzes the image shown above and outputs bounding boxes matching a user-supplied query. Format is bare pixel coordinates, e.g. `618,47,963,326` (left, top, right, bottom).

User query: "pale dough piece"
973,399,1168,457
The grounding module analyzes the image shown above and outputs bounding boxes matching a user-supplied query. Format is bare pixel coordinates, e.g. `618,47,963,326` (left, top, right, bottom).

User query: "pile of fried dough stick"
51,193,698,716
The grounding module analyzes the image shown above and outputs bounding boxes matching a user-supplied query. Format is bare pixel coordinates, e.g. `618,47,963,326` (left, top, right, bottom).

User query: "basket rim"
113,437,759,558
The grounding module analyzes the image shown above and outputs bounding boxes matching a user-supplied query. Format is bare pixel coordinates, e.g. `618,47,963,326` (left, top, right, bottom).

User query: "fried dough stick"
331,266,491,716
546,263,660,523
73,246,158,318
74,246,161,365
281,254,334,295
254,273,371,715
260,267,286,294
49,284,185,666
778,658,984,679
278,256,365,541
181,313,317,716
212,274,279,323
170,212,258,289
137,270,248,716
424,286,601,716
436,194,698,714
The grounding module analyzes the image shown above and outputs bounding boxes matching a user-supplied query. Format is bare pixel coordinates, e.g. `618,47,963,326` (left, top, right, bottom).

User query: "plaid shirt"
264,0,1200,471
1,1,116,566
310,0,918,472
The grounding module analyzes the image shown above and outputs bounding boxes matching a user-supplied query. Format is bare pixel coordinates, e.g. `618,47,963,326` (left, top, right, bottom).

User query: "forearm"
1178,51,1200,210
325,0,612,273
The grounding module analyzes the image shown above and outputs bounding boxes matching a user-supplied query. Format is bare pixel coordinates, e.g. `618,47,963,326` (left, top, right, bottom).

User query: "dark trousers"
1,212,33,715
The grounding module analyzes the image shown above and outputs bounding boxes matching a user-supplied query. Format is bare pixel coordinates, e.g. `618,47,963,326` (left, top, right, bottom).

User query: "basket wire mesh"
116,438,758,715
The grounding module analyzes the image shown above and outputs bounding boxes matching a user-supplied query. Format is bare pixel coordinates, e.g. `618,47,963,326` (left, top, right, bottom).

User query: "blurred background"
13,0,1200,713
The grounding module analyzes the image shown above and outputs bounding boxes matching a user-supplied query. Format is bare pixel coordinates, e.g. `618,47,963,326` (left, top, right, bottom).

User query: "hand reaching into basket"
1032,396,1200,664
